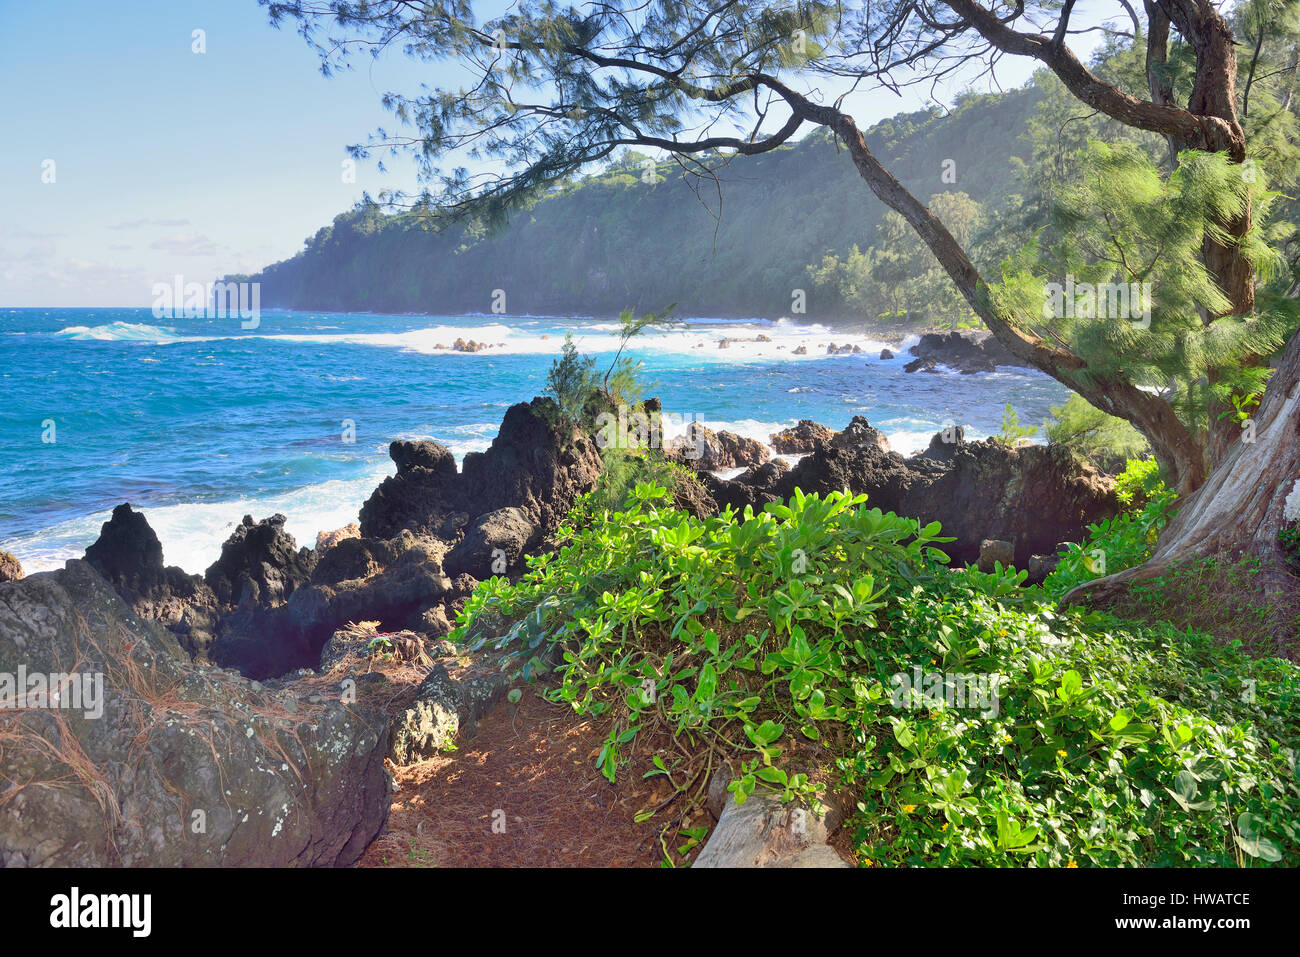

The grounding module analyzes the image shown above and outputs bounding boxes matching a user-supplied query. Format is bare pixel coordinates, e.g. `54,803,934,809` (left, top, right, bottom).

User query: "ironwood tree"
265,0,1299,625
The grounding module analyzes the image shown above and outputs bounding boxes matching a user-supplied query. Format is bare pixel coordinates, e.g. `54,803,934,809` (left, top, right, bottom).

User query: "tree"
545,334,598,430
265,0,1299,626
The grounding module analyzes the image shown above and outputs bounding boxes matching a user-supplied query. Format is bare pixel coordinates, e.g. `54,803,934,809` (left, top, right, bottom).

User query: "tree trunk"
1151,329,1300,560
1065,328,1300,644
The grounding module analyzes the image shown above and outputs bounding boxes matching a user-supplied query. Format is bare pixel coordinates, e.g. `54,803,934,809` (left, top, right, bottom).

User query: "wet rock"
879,348,895,360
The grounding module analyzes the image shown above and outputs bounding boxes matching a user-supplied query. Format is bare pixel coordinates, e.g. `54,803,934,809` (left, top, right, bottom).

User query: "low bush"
452,485,1299,866
1041,459,1178,597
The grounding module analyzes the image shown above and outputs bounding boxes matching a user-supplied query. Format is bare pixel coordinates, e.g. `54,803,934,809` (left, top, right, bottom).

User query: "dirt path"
359,688,672,867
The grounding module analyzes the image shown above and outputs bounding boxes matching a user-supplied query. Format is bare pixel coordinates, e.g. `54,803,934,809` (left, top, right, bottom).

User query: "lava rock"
0,561,391,867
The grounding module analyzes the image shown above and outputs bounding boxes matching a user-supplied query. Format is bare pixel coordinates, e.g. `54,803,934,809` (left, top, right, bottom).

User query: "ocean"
0,307,1069,575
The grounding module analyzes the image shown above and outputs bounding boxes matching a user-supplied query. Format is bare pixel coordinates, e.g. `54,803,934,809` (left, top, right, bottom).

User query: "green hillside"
239,86,1040,319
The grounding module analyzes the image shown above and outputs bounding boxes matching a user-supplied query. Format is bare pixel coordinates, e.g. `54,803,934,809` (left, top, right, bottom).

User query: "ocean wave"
54,322,197,344
46,315,906,365
1,465,395,577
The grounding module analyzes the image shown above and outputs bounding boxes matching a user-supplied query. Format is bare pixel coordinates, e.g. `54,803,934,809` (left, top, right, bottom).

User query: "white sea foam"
54,322,201,344
3,464,395,577
49,317,904,364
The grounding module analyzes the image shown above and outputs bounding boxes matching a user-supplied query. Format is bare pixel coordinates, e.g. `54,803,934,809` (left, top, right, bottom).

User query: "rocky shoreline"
0,372,1117,866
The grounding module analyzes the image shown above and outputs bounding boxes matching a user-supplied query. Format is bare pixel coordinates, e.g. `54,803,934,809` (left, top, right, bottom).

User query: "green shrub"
452,485,1299,866
996,403,1038,446
1044,394,1150,473
544,334,598,430
1041,461,1177,598
587,448,687,511
1113,456,1165,510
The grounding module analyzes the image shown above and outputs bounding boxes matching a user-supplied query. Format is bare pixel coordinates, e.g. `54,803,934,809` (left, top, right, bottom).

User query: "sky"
0,0,1110,307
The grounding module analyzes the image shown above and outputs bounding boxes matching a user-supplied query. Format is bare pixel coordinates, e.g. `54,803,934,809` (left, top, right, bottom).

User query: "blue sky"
0,0,1098,307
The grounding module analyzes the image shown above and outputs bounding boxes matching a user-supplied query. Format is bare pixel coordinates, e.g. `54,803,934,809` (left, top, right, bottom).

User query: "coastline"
1,313,1046,576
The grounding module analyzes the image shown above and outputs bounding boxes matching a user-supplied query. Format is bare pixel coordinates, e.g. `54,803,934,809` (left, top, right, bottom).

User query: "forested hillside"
236,86,1039,319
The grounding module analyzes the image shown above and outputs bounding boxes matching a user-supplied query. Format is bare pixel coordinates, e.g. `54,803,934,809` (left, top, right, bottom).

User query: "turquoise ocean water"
0,308,1068,574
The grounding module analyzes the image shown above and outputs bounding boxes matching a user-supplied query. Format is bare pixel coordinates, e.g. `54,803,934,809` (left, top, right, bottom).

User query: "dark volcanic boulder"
205,513,315,608
444,507,541,579
907,331,1032,374
389,662,508,764
311,536,396,586
705,458,792,513
213,537,454,680
770,420,835,455
82,503,220,660
776,442,935,515
390,439,457,478
830,416,892,454
360,397,602,541
669,423,770,472
903,356,940,373
978,539,1016,573
671,471,719,518
0,560,390,866
921,425,967,463
459,399,604,533
0,552,21,582
84,502,166,598
911,442,1117,565
770,435,1116,566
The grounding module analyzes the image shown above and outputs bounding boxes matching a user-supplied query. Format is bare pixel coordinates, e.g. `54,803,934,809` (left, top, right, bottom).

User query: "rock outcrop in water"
204,398,597,678
71,396,1113,683
769,420,834,455
905,331,1033,374
205,513,316,608
667,422,770,472
0,560,391,866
